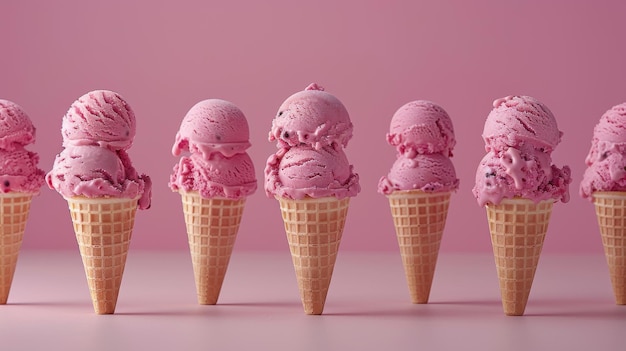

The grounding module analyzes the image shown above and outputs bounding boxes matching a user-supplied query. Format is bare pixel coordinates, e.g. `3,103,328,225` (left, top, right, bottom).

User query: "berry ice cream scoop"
386,100,456,157
47,145,150,206
482,95,562,153
269,83,353,150
172,99,252,159
0,99,36,151
0,147,45,194
474,144,571,206
61,90,136,150
265,144,359,200
379,153,458,195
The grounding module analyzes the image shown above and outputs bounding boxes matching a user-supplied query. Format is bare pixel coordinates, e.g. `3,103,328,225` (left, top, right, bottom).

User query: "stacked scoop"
472,95,571,316
169,99,257,305
580,102,626,304
378,100,459,304
265,83,360,314
47,90,152,314
0,100,45,304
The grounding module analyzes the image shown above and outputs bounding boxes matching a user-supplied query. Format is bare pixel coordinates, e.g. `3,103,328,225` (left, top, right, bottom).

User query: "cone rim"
178,189,248,202
592,191,626,201
486,197,555,207
63,195,140,205
386,189,452,200
275,195,351,204
0,192,36,199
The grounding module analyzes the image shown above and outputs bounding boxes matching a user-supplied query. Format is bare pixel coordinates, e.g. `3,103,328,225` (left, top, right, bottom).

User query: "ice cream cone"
387,190,451,304
65,196,138,314
180,191,245,305
277,196,350,315
486,198,553,316
0,193,34,304
592,191,626,305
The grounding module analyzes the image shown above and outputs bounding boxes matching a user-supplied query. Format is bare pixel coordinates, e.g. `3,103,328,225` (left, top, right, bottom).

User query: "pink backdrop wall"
2,0,625,253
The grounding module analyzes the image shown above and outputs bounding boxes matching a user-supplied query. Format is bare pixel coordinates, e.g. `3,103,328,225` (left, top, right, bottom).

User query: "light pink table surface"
1,251,624,350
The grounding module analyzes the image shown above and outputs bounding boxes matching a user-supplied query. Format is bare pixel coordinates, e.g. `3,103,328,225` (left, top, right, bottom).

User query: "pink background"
2,0,626,253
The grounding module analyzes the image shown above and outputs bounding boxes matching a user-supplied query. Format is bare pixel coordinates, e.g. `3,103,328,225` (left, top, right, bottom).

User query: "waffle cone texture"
66,196,138,314
387,190,451,304
486,198,553,316
180,191,245,305
0,193,33,304
593,191,626,305
278,196,350,315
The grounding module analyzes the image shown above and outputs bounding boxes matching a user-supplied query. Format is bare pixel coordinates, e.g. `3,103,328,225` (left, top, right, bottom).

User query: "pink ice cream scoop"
482,95,562,153
587,103,626,146
387,100,456,157
580,102,626,199
170,152,256,199
265,144,360,200
0,146,45,194
582,103,626,167
379,153,459,195
473,146,571,206
269,83,353,149
0,99,36,150
580,152,626,198
61,90,136,150
46,145,152,208
171,99,252,159
473,96,571,206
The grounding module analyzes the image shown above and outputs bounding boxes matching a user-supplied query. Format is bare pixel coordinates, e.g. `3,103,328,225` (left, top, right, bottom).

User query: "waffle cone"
486,198,553,316
0,193,33,304
387,190,451,304
180,191,245,305
65,196,138,314
278,196,350,315
593,191,626,305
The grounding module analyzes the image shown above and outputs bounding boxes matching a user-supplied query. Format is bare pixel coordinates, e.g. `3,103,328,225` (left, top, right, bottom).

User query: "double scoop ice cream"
0,100,45,304
580,103,626,198
46,90,151,314
580,102,626,304
47,90,152,207
472,95,571,316
473,95,571,206
265,83,359,314
169,99,257,304
170,99,257,199
265,83,359,200
0,100,45,194
378,100,459,195
378,100,458,304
